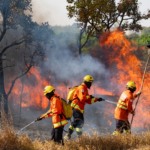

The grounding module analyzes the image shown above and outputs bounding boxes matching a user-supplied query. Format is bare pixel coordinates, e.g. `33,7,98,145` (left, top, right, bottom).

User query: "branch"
89,18,102,36
6,51,37,97
0,64,15,73
118,12,126,27
81,27,94,49
0,17,7,42
0,39,25,56
78,22,87,54
0,4,9,42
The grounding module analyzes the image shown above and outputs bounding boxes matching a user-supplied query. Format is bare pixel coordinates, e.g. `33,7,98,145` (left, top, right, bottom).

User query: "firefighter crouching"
36,85,68,145
113,81,141,135
64,75,104,140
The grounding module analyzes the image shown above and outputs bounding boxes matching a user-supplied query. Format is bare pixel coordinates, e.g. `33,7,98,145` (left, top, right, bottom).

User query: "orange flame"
9,29,150,129
100,29,150,128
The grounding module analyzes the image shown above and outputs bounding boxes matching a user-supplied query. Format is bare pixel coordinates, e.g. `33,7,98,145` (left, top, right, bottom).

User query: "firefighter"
36,85,68,145
113,81,141,135
64,74,104,140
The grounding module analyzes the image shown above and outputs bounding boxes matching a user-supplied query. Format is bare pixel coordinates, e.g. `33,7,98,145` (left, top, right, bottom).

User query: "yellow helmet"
43,85,55,96
83,75,94,82
126,81,136,89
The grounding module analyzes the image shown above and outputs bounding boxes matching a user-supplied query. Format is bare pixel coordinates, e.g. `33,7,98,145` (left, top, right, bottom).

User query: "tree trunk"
0,55,8,115
19,80,24,125
78,30,82,56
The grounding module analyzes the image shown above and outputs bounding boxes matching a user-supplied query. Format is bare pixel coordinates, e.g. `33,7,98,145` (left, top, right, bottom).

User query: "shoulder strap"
53,95,65,115
72,85,81,101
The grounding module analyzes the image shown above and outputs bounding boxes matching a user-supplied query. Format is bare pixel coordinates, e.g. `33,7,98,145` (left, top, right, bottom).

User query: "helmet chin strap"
84,81,92,89
126,87,136,93
46,91,54,99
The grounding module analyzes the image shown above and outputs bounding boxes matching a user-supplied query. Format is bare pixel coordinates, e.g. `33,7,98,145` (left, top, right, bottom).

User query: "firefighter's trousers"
51,126,64,145
113,119,131,135
68,108,84,137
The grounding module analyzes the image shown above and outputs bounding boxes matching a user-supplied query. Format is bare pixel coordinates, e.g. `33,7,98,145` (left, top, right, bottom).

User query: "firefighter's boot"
76,127,82,138
64,126,74,140
112,130,120,136
123,129,131,134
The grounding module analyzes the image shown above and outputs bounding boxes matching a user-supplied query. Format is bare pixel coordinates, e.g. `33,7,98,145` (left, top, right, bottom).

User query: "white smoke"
31,0,75,26
45,46,107,82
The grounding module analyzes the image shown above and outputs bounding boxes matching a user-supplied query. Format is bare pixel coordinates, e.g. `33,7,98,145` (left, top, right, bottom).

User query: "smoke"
0,0,126,138
31,0,75,26
44,46,107,83
37,27,116,135
31,0,110,85
7,9,149,135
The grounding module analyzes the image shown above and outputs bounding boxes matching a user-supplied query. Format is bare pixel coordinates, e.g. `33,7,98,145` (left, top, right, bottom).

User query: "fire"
91,86,114,96
100,29,142,87
9,29,150,130
100,29,150,129
9,68,49,109
9,67,70,110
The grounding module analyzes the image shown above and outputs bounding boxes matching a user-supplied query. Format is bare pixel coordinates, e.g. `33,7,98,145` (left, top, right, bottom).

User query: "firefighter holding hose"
113,81,141,135
36,85,68,145
64,74,104,140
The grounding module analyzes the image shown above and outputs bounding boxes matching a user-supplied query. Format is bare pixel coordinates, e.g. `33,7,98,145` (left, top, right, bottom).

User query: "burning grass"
1,128,150,150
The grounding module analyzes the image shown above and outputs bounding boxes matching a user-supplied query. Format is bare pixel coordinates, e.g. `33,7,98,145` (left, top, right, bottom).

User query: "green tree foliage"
67,0,150,34
127,27,150,62
129,27,150,46
66,0,150,55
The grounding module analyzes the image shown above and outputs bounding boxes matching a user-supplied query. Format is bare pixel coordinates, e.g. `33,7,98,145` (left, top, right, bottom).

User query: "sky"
31,0,150,27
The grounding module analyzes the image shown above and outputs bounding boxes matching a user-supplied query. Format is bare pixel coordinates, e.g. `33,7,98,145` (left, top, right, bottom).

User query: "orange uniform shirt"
71,83,98,113
115,90,137,121
41,94,68,128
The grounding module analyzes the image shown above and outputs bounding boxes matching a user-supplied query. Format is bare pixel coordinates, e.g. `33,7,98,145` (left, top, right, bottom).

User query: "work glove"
97,97,105,102
90,95,94,98
136,91,141,97
36,117,43,121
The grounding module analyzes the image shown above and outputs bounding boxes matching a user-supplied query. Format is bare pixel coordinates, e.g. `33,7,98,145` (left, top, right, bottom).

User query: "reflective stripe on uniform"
76,127,82,136
123,129,131,134
53,120,68,128
112,130,120,136
69,125,74,131
76,127,82,132
71,103,84,113
117,100,127,110
86,95,96,103
119,101,126,106
86,95,90,99
117,104,127,110
91,98,96,103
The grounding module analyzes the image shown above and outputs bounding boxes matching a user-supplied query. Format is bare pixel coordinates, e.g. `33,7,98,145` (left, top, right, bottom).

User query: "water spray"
104,99,117,105
17,119,37,134
94,94,117,105
131,45,150,126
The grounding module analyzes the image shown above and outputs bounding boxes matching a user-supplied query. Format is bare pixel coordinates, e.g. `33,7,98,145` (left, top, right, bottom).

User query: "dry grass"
1,128,150,150
0,128,34,150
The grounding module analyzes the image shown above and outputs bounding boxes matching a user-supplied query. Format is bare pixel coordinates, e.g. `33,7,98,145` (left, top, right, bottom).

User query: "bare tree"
0,0,53,115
